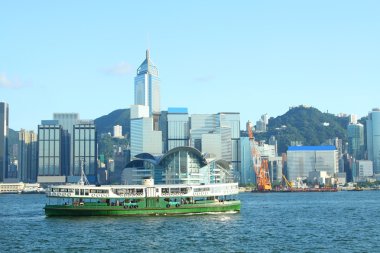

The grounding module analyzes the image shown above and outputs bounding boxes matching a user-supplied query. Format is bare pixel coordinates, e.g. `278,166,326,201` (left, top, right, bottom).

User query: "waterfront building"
366,108,380,174
347,123,365,160
0,102,9,182
18,129,38,183
268,156,283,183
354,160,373,182
37,120,66,184
121,147,233,185
71,121,97,182
134,49,160,116
166,107,189,151
113,125,123,138
286,146,339,181
240,137,256,185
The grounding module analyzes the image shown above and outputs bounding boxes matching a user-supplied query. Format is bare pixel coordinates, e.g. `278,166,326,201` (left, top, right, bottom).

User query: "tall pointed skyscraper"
134,49,160,116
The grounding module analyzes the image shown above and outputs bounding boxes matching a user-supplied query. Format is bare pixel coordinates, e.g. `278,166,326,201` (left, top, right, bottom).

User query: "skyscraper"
18,129,38,182
72,121,97,181
347,123,364,160
37,121,65,181
134,49,160,116
367,108,380,174
0,102,9,182
167,107,190,151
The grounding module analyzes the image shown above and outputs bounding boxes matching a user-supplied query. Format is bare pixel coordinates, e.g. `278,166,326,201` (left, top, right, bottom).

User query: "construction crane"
247,124,272,191
282,175,293,189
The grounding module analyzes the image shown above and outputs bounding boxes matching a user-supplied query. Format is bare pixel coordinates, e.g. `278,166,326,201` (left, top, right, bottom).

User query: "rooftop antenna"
78,159,90,185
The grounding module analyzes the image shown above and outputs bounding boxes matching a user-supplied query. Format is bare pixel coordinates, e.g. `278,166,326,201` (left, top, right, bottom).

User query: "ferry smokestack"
143,177,154,186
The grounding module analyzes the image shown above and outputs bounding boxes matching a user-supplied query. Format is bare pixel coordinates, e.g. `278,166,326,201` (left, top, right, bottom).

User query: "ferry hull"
44,201,241,216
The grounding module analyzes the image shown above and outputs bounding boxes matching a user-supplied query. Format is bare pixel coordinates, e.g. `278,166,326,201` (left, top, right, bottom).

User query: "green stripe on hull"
45,201,241,216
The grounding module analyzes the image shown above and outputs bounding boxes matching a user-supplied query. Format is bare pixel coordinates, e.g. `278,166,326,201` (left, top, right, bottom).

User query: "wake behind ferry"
44,177,241,216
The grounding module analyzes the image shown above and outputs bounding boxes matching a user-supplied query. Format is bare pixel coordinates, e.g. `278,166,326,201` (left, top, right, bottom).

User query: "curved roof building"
121,147,234,185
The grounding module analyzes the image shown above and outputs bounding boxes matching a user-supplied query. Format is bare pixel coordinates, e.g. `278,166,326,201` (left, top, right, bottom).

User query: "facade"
72,121,97,180
190,113,240,176
18,130,38,182
166,107,189,151
0,102,9,182
134,49,160,116
240,137,256,185
354,160,373,181
217,113,241,176
130,117,162,158
286,146,339,181
268,156,283,183
367,108,380,174
190,114,217,151
347,123,364,160
202,127,232,161
53,113,79,174
37,121,64,180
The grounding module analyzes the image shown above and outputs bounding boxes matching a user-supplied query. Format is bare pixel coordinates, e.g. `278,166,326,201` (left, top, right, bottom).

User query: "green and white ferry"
44,176,240,216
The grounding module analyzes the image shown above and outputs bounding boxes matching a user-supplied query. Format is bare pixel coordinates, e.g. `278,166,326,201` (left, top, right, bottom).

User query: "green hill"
255,106,349,154
94,108,130,137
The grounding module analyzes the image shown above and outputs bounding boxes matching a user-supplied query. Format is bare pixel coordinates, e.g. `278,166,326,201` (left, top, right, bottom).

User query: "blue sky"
1,1,379,131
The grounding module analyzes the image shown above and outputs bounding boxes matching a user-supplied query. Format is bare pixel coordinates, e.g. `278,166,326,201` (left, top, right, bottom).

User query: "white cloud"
104,61,133,75
0,73,25,89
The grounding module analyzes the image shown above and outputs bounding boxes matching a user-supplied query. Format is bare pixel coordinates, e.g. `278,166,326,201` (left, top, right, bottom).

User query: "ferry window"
136,189,143,195
181,188,188,194
80,189,84,195
170,188,180,194
162,188,169,194
84,189,89,196
75,189,79,195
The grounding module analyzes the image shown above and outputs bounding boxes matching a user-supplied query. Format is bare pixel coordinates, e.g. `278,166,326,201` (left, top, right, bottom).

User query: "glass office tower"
0,102,9,182
72,122,97,177
134,50,160,116
38,121,63,176
367,108,380,174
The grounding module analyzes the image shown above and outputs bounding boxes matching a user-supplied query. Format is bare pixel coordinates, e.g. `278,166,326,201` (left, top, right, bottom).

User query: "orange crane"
247,125,272,191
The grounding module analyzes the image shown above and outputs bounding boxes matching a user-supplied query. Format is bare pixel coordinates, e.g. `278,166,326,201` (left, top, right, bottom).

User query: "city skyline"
1,1,380,131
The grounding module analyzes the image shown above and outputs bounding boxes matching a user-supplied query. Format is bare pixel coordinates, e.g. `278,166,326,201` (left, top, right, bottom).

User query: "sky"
1,1,379,131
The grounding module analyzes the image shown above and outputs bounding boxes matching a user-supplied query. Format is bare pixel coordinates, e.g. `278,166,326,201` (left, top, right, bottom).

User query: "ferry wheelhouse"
44,178,240,216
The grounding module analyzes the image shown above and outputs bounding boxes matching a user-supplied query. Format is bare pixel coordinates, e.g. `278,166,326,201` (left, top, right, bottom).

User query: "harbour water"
1,191,379,252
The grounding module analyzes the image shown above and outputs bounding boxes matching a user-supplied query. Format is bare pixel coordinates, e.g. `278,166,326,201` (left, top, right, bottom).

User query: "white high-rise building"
134,50,160,116
113,125,123,138
202,127,232,161
367,108,380,175
130,117,162,158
